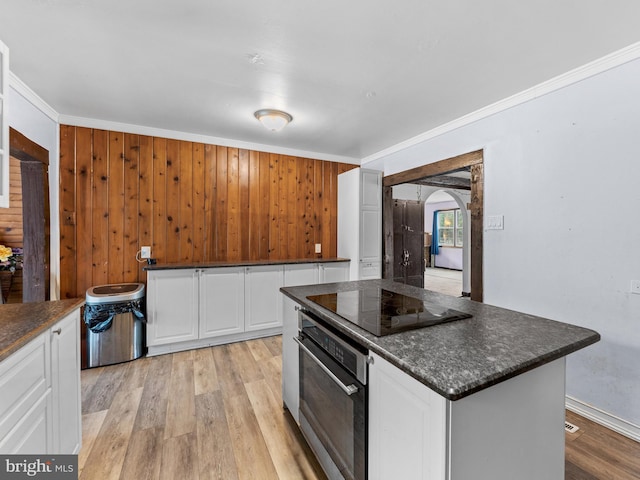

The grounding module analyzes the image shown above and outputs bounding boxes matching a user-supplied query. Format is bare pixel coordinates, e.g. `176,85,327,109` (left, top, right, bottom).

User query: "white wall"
368,57,640,431
8,78,60,300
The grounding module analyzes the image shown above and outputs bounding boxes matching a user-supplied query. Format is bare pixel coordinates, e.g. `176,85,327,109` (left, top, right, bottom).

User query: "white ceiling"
2,1,640,163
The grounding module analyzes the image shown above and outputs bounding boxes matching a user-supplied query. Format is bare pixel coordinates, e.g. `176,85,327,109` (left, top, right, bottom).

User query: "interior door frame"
9,127,50,302
382,150,484,302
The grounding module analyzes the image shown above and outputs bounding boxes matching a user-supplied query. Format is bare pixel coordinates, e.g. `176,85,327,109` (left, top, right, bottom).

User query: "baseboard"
566,395,640,442
147,327,283,357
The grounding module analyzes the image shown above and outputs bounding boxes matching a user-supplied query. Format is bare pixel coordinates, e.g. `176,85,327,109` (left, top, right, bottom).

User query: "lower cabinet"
146,269,199,346
148,261,349,355
368,352,567,480
50,310,82,454
281,296,300,423
0,308,81,454
200,267,244,338
245,266,284,332
368,352,447,480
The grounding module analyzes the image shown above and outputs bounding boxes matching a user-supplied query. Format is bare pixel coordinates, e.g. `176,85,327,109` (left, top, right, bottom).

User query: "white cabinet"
281,295,300,423
338,168,382,280
245,266,284,332
50,310,81,454
147,264,287,355
284,262,349,287
368,352,447,480
368,352,566,480
147,269,199,346
318,262,349,283
0,308,81,455
0,332,52,454
199,267,244,338
284,264,319,287
0,39,9,208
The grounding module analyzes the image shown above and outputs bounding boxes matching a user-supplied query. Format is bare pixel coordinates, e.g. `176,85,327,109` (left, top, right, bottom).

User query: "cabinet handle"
52,328,62,335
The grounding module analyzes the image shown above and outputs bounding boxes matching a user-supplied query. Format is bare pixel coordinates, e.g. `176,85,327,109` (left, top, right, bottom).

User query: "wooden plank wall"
0,156,24,302
59,125,357,299
0,156,23,246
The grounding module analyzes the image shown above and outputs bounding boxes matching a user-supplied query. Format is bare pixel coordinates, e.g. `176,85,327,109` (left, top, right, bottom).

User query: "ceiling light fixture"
254,109,293,132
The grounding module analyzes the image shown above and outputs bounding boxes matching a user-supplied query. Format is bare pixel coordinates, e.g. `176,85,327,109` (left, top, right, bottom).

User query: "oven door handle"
294,336,359,396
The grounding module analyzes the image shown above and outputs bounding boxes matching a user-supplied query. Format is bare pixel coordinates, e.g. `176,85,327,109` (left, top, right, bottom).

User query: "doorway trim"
382,149,484,301
9,127,51,302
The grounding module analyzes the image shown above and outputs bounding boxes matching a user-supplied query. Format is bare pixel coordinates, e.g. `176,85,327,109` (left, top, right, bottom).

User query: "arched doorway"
382,149,483,301
424,189,470,296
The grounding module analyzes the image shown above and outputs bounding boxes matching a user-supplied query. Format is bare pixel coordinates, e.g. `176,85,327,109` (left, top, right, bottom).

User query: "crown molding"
58,114,360,165
9,72,59,122
361,41,640,166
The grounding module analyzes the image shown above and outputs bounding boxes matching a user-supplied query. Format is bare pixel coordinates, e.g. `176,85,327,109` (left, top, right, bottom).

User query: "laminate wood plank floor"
79,337,326,480
565,410,640,479
80,336,640,480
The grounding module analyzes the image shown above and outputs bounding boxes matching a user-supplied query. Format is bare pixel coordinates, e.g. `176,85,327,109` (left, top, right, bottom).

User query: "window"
438,209,463,247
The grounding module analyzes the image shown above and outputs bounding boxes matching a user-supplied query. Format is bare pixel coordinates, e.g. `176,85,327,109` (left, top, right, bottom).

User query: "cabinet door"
199,267,245,338
50,310,81,454
361,169,382,209
281,296,300,423
147,269,199,346
360,209,381,263
318,262,349,283
0,332,52,454
244,266,284,332
368,352,447,480
284,264,318,287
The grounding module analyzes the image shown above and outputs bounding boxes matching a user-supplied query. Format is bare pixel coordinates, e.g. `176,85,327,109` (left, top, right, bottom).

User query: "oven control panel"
299,310,368,384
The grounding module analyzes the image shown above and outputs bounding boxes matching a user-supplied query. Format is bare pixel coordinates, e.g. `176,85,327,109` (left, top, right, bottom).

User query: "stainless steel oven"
295,310,369,480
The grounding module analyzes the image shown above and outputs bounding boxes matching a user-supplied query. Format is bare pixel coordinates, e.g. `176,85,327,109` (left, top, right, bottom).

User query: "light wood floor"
79,336,326,480
565,410,640,479
79,336,640,480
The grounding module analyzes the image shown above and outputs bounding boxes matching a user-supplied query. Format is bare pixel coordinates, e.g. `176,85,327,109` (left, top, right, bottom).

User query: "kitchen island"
280,279,600,480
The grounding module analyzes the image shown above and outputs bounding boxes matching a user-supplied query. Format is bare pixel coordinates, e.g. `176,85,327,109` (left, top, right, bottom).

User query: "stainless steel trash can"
84,283,145,368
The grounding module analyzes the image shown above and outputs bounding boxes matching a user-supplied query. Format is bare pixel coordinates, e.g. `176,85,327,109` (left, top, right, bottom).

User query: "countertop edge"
144,257,350,271
371,331,601,401
0,298,85,363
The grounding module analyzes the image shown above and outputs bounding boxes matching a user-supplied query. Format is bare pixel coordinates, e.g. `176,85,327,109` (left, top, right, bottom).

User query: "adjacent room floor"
424,267,463,297
78,337,640,480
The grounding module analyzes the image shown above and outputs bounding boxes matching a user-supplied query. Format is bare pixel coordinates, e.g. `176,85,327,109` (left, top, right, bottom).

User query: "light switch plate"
141,246,151,259
315,243,322,254
631,280,640,295
486,215,504,230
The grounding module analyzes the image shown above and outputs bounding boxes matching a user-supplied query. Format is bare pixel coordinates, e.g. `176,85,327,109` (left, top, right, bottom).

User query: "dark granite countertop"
0,298,85,363
281,279,600,401
144,257,350,271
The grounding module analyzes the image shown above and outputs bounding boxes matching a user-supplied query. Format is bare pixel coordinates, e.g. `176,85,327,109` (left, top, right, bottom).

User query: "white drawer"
359,261,381,279
0,333,51,442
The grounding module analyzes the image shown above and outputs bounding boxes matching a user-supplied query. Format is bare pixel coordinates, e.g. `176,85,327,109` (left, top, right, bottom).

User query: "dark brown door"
392,199,424,287
21,160,50,302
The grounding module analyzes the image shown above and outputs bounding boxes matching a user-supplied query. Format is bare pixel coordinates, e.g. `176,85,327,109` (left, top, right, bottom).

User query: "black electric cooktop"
307,287,472,337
